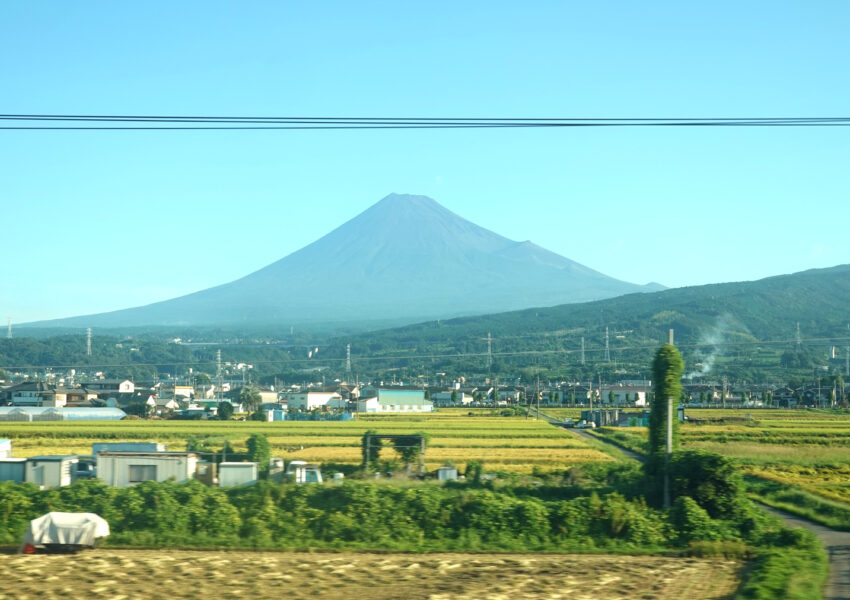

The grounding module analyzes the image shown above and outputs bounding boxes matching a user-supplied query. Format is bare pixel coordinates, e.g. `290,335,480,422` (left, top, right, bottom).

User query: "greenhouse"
0,407,126,421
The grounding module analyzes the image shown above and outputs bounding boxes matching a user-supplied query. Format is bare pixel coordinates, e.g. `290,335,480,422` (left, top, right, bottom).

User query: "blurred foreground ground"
0,549,741,599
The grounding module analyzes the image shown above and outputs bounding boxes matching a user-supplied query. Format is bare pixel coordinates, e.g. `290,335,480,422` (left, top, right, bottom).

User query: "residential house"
598,386,648,406
496,387,523,404
6,382,70,407
158,383,195,401
84,379,135,395
431,391,474,406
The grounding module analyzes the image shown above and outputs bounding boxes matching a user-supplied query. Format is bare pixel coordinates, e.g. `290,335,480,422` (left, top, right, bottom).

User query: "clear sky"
1,1,848,323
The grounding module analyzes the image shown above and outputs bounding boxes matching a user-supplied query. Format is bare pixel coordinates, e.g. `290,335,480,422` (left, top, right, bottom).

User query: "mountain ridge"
353,263,850,348
24,193,661,329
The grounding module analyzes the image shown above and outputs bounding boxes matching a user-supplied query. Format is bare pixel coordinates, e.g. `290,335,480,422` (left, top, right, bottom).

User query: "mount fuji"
27,194,663,329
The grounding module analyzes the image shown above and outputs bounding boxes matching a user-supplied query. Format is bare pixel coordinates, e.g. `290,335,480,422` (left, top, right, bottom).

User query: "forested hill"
347,264,850,349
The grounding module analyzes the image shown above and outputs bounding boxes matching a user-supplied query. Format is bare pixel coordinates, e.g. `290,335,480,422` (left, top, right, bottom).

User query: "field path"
530,408,646,462
569,428,647,463
760,505,850,600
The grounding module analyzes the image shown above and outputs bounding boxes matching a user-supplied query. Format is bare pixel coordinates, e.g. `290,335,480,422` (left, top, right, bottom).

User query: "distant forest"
3,265,850,386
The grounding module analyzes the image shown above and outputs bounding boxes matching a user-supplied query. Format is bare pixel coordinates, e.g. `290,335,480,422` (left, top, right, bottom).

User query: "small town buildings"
4,382,88,407
84,379,135,394
83,379,136,405
431,391,474,406
219,462,258,487
153,397,181,415
282,391,343,411
26,455,79,488
598,387,649,407
257,390,279,404
497,387,522,404
158,383,195,401
356,388,433,413
96,451,199,487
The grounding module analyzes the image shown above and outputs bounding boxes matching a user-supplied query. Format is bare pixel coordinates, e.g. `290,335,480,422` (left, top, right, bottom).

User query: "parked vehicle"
20,512,109,554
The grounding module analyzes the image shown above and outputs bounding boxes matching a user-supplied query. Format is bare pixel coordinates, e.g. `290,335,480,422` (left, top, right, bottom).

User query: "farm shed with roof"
219,462,258,486
26,455,79,488
96,451,199,487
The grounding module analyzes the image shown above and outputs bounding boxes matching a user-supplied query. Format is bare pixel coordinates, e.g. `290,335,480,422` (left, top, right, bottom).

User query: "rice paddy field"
587,408,850,510
0,549,742,600
0,410,613,473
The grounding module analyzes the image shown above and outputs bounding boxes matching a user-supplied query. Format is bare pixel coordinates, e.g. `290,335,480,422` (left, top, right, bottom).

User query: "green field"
0,411,612,474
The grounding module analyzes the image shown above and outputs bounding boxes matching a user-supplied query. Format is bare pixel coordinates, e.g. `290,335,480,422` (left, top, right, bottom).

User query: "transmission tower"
846,346,849,377
796,322,802,352
604,327,610,362
487,332,492,370
6,317,10,339
216,349,223,400
346,344,352,380
581,337,585,365
86,328,92,356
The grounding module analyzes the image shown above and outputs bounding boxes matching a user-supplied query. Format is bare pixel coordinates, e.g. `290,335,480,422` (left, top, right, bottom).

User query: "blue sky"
1,1,848,323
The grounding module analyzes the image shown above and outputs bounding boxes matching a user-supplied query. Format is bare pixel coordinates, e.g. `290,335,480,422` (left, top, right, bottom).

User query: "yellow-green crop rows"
0,412,612,474
588,407,850,507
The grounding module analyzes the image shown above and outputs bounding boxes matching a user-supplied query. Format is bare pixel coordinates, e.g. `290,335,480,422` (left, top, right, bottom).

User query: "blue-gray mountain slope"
28,194,662,328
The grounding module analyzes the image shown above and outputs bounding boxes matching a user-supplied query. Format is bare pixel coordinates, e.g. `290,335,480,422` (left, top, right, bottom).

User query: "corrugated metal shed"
219,462,258,487
0,458,26,483
92,442,167,454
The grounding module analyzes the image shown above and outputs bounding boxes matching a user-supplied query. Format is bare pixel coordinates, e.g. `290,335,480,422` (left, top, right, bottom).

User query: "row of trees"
0,468,810,554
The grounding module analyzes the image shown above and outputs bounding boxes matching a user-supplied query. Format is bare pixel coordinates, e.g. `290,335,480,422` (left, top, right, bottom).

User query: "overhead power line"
3,335,848,371
1,114,849,130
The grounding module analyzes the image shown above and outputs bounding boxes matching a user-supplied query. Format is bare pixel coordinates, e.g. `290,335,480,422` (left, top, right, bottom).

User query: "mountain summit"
30,194,661,328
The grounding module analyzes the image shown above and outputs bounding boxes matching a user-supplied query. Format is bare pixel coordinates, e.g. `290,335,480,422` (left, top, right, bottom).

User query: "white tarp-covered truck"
20,512,110,554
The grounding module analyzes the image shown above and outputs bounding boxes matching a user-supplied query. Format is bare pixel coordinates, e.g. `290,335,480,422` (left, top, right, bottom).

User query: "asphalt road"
760,505,850,600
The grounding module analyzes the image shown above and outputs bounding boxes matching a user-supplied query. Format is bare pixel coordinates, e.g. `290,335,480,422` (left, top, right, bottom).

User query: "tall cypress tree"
645,343,684,507
648,343,684,456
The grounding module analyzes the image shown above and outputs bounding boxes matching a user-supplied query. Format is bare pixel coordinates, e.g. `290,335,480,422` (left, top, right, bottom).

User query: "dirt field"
0,549,742,600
